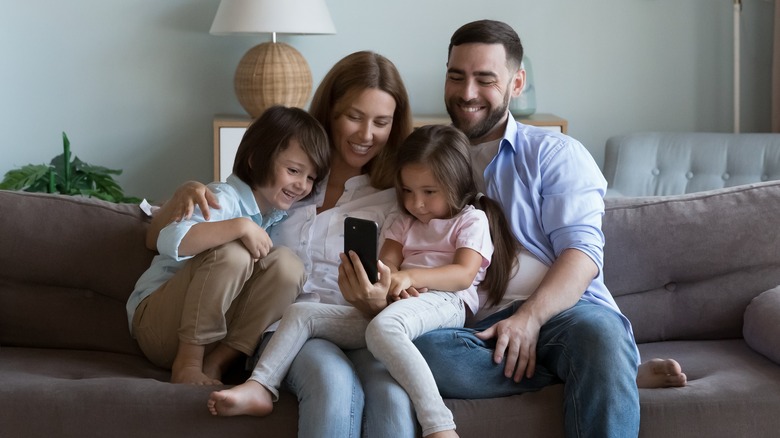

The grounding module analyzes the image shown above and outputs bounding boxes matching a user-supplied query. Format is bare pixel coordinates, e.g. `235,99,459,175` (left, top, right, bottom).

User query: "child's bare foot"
172,364,222,386
636,358,687,388
207,380,273,417
426,430,459,438
172,342,222,385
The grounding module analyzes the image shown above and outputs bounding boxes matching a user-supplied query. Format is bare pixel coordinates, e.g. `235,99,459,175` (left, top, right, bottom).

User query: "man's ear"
511,68,526,98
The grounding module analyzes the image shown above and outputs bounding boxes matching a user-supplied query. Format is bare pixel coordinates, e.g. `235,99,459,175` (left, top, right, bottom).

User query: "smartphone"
344,217,379,283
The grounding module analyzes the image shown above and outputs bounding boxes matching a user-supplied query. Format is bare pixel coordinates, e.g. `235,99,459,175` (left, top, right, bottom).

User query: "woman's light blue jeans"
413,299,640,438
282,338,418,438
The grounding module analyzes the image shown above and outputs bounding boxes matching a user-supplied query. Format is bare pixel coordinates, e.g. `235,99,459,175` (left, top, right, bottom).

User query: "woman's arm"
145,181,221,251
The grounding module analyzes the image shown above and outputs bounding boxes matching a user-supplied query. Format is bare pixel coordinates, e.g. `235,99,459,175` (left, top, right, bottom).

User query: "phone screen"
343,217,379,283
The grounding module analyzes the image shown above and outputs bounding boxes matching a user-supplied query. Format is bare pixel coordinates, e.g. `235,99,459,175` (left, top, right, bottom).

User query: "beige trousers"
132,241,303,369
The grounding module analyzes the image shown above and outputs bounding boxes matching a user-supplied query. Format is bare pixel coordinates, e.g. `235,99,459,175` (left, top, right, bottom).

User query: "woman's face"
330,88,396,172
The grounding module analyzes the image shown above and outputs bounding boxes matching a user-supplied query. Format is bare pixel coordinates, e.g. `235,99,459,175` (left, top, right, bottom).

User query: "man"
414,19,681,437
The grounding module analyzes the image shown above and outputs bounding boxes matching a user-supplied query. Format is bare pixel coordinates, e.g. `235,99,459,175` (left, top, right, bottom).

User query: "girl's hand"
387,271,414,301
338,252,391,317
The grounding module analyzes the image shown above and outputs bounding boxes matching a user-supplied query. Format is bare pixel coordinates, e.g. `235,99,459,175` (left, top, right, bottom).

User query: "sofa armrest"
744,286,780,364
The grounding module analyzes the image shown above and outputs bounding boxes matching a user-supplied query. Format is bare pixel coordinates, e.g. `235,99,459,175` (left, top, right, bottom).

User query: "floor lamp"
210,0,336,118
733,0,742,133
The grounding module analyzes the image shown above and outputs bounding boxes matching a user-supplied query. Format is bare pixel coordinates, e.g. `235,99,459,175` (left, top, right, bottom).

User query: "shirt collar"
226,173,287,229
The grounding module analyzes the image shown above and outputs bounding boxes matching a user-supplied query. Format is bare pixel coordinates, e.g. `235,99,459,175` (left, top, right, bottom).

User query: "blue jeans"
283,338,417,438
414,300,640,438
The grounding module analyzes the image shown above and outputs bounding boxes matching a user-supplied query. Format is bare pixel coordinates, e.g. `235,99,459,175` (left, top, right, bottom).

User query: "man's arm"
476,248,597,382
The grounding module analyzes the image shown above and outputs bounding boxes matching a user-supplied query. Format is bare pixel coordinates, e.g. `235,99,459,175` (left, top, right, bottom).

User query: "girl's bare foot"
207,380,273,417
636,358,687,388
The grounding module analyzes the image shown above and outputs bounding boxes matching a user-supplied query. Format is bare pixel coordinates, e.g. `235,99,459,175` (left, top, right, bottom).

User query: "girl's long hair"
395,124,520,306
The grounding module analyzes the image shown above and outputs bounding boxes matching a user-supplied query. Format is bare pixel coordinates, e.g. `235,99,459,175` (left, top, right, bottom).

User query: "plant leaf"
0,164,54,192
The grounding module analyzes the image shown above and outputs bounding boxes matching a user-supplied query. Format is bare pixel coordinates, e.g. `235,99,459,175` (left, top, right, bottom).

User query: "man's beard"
446,91,511,141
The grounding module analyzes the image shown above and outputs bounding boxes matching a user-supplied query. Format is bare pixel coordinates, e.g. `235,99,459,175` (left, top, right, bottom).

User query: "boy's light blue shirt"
125,174,286,331
486,119,637,351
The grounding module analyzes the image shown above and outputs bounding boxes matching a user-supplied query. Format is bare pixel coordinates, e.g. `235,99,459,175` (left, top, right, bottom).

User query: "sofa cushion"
605,181,780,343
743,286,780,364
0,190,155,355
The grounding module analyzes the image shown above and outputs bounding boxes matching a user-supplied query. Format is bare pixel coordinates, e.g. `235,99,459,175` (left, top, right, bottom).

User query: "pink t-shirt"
383,205,493,314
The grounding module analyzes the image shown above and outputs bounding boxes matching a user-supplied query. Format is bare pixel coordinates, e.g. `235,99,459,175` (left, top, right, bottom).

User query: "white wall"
1,0,774,202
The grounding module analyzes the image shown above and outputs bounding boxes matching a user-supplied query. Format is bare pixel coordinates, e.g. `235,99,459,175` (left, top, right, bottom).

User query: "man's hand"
475,310,542,382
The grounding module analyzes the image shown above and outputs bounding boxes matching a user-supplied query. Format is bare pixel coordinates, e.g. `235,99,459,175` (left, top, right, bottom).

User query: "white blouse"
268,174,398,307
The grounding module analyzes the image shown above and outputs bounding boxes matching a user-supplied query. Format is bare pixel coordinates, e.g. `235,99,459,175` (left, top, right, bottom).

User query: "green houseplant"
0,132,140,203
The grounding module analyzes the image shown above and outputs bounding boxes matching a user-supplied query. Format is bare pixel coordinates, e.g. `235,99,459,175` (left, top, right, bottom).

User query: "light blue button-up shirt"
125,174,286,331
486,119,637,350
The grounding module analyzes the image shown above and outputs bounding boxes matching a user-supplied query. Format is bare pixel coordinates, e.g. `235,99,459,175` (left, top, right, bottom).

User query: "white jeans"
250,292,466,435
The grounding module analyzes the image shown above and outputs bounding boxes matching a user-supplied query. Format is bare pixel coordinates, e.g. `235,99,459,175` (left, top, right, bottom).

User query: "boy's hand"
237,218,272,260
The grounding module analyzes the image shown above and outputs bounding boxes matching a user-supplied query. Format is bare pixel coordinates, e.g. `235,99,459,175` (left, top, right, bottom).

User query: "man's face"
444,43,524,144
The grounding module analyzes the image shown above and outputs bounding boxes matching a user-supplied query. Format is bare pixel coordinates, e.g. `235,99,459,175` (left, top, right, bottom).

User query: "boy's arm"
389,247,483,298
145,181,221,251
177,217,271,259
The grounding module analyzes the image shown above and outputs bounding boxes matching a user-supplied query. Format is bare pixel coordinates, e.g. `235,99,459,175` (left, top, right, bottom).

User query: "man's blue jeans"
414,300,640,438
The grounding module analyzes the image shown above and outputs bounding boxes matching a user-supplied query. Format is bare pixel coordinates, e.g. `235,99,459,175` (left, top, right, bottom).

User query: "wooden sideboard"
213,113,568,182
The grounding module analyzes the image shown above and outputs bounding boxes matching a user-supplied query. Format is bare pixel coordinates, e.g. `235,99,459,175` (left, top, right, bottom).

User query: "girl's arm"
177,217,271,259
388,247,483,298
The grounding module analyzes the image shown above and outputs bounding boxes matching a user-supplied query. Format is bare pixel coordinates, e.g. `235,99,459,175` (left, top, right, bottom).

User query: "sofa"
2,182,780,437
602,132,780,197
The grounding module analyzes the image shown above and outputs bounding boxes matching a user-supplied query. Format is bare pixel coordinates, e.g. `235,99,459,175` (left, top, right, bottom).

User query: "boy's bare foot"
426,430,459,438
203,343,241,382
207,380,273,417
636,358,687,388
172,342,222,385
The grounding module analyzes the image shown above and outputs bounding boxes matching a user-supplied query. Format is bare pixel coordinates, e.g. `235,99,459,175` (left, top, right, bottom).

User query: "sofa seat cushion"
743,286,780,364
0,347,298,438
637,340,780,437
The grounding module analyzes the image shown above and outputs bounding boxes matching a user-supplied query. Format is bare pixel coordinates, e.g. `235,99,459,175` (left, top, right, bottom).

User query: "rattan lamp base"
234,42,313,118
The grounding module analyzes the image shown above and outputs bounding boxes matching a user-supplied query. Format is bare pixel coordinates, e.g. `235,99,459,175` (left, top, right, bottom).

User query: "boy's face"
444,43,524,144
253,138,317,215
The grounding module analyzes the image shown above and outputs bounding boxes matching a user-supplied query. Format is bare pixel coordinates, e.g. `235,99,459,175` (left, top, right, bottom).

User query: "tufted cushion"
743,286,780,364
603,132,780,197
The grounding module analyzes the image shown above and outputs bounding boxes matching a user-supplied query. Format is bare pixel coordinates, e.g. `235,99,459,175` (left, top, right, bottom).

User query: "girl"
126,106,330,386
207,124,519,438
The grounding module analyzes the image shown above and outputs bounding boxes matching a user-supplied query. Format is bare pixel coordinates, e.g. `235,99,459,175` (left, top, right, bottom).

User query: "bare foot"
172,364,223,386
203,343,241,382
171,342,222,385
426,430,459,438
207,380,273,417
636,358,687,388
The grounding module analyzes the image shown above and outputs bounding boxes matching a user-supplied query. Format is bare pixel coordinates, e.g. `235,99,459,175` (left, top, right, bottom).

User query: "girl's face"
331,88,396,173
253,138,317,215
400,163,452,224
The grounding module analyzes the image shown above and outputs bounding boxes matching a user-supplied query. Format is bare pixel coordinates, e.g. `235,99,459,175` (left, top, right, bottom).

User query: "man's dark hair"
448,20,524,70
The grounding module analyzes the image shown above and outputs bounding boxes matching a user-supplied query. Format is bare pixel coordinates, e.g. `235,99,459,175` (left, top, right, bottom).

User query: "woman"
149,50,418,437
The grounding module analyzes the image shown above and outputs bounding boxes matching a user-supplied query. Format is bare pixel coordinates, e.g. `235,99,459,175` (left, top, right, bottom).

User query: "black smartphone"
344,217,379,283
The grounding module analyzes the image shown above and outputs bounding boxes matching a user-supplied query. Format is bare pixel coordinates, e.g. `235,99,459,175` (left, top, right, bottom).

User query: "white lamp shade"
210,0,336,35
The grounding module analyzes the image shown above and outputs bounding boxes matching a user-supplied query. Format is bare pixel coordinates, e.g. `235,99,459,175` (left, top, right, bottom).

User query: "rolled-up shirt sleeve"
540,138,607,272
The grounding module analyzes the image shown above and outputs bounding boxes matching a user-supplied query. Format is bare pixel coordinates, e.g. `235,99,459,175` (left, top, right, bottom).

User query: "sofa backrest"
0,190,155,355
603,132,780,197
604,181,780,343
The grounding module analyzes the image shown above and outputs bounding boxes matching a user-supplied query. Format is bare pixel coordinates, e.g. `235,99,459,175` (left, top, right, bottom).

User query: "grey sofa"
2,184,780,437
602,132,780,197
